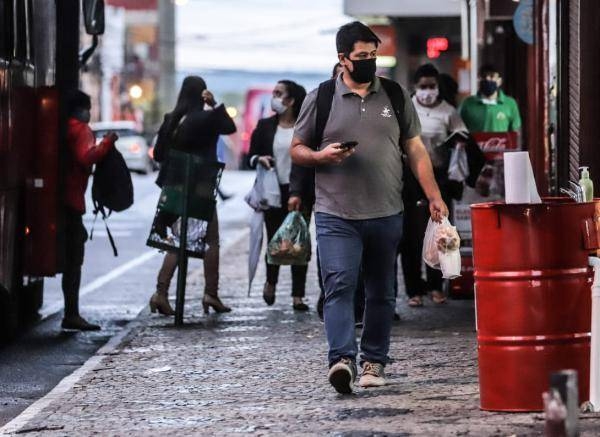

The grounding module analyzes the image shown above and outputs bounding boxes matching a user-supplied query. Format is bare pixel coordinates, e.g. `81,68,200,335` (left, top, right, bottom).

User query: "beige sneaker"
359,361,386,388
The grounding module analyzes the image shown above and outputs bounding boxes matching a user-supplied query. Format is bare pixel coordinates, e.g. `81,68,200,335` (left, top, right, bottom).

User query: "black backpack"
91,147,134,256
289,76,408,203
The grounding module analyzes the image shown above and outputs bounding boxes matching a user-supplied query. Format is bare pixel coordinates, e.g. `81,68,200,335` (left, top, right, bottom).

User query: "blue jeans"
315,212,403,366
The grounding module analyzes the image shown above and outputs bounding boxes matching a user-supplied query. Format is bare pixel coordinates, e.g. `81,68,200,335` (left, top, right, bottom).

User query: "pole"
469,0,479,95
174,155,191,326
460,0,469,60
547,370,579,437
158,0,177,115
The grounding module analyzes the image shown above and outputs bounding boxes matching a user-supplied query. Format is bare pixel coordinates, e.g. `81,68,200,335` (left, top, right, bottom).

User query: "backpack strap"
102,213,118,257
379,77,408,153
289,79,335,204
90,200,118,256
313,79,336,149
90,199,100,241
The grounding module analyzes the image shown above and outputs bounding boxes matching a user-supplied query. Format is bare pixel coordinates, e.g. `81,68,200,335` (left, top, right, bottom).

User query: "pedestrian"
400,64,467,307
459,64,522,134
149,76,236,316
291,21,448,393
306,62,364,324
61,90,117,331
247,80,310,311
438,72,459,108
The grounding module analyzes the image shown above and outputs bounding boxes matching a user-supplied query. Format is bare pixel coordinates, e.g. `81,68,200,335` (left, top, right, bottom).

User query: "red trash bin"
471,198,600,411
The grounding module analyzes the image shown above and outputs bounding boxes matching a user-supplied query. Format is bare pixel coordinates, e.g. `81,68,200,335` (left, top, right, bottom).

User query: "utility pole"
158,0,176,114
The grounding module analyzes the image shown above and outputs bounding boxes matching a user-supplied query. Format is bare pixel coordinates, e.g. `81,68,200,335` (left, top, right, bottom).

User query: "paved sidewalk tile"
5,235,600,436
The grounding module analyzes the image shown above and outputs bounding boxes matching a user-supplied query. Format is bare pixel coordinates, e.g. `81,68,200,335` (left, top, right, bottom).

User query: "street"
0,170,256,427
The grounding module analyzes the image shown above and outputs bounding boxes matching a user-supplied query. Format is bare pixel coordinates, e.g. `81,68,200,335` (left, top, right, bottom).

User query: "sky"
176,0,353,73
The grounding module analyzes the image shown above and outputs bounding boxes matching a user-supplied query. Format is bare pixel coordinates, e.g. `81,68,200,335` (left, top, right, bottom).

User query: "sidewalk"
3,232,600,436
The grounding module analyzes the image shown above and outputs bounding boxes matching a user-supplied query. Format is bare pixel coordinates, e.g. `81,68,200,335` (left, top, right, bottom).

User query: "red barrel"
471,198,600,411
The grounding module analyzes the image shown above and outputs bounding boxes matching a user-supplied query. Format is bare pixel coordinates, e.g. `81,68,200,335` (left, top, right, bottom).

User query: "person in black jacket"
150,76,236,316
247,80,309,311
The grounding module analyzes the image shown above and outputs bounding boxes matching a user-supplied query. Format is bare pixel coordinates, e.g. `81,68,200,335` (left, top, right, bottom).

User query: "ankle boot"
149,291,175,316
263,282,276,306
202,294,232,314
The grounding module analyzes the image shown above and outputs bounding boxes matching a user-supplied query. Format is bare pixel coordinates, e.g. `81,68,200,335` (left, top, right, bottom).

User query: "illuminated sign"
427,37,449,59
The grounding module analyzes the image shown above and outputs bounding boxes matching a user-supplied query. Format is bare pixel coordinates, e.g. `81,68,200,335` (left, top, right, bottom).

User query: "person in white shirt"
401,64,467,307
247,80,310,311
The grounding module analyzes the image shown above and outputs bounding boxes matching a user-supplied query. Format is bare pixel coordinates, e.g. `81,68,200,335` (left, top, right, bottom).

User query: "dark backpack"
91,147,134,256
289,76,408,203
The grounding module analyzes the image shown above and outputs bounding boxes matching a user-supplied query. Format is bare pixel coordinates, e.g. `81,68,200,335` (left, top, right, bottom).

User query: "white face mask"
270,97,287,115
415,88,439,106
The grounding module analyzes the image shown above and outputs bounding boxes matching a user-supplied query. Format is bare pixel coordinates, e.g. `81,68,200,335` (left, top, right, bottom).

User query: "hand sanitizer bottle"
579,166,594,202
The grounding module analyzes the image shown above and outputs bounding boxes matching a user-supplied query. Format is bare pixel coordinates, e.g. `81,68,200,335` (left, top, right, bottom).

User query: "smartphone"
338,141,358,150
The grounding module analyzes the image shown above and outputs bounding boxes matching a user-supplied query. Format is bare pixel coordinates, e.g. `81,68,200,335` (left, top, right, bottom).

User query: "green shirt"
459,90,522,132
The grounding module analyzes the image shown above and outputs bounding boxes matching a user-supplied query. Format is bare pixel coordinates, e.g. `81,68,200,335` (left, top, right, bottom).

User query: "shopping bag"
146,212,209,259
448,143,469,183
156,150,224,221
422,217,461,279
267,212,311,266
245,165,281,211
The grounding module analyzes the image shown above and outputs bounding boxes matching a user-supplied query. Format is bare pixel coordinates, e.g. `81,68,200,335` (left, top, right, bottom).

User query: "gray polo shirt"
294,74,421,220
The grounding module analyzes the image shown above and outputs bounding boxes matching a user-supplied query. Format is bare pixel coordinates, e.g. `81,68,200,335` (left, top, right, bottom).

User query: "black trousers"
399,200,444,297
398,171,452,298
62,208,88,318
264,184,311,298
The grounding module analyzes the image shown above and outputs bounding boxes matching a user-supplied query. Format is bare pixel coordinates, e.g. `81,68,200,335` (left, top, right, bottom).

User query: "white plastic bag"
423,217,461,279
448,143,469,183
245,166,281,211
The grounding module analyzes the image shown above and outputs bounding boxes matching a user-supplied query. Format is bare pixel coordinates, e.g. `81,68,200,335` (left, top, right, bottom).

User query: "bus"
0,0,105,341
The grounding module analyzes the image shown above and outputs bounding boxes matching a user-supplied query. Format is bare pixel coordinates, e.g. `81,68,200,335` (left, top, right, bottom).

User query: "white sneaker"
359,361,386,388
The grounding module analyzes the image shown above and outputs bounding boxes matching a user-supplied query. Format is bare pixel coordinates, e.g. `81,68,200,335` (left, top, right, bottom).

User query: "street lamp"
129,85,143,100
226,106,238,118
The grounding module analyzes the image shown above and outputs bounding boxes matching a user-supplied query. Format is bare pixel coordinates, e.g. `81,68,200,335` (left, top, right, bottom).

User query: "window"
0,0,11,61
12,0,32,61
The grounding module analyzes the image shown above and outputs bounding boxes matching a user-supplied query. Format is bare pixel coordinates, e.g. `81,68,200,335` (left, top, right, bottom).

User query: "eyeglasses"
417,84,438,90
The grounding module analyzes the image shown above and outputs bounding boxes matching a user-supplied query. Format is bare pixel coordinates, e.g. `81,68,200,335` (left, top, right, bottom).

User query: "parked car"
91,121,154,174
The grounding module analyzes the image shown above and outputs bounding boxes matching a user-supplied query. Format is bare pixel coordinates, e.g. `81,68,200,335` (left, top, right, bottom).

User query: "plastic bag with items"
147,213,209,259
245,166,281,211
267,211,311,266
422,217,461,279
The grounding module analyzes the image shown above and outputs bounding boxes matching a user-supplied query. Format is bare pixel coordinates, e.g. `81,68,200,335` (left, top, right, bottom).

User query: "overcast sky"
176,0,353,72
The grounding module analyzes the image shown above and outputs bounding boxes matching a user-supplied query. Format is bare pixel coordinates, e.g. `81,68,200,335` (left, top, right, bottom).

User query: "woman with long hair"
150,76,236,316
248,80,309,310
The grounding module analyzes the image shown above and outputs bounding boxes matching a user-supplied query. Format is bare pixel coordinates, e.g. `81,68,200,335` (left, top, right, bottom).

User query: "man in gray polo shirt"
291,21,448,394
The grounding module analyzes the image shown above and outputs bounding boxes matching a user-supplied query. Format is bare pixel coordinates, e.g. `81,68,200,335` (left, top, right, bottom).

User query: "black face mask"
347,58,377,84
479,79,498,97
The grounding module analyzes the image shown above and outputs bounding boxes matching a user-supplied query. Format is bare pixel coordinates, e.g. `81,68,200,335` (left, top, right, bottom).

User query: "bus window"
25,0,33,61
12,0,31,61
0,0,11,61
